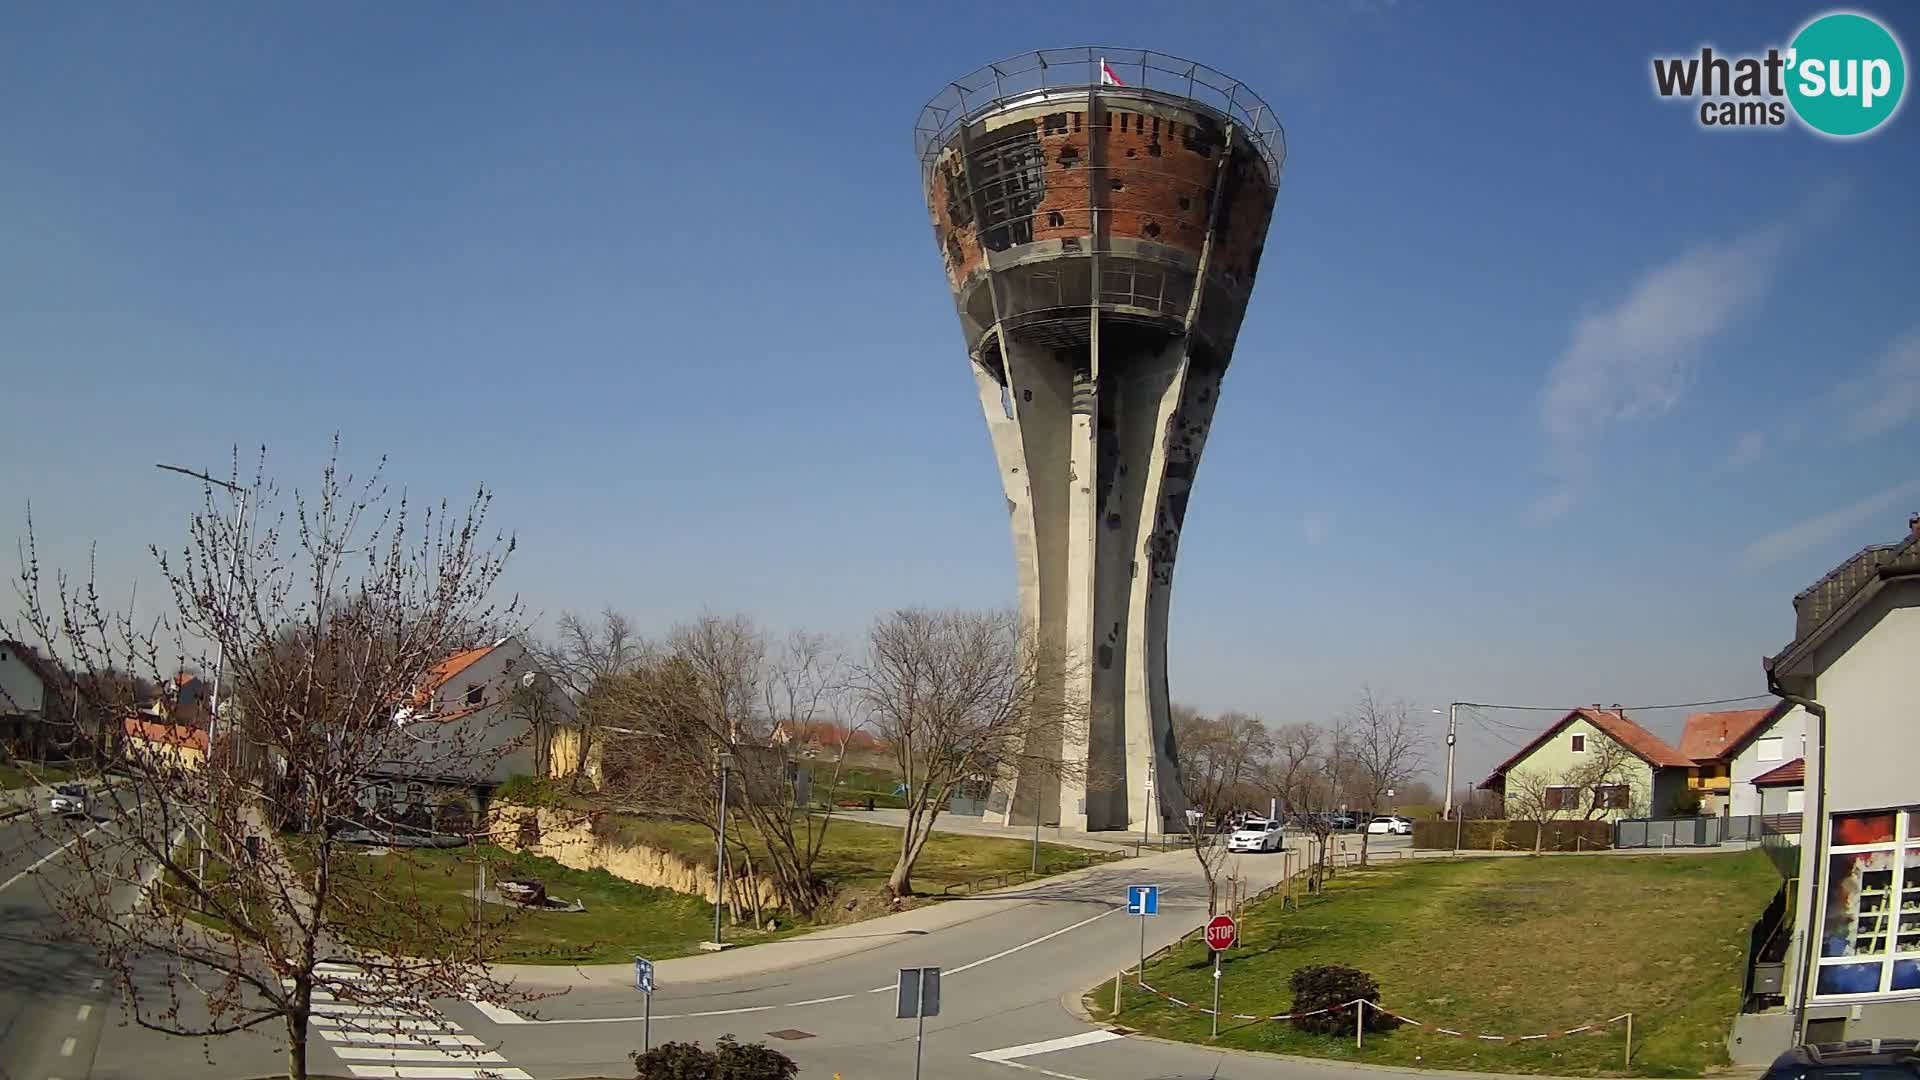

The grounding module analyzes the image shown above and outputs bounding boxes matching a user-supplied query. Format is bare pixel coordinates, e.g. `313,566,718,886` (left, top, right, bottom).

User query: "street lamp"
156,463,250,885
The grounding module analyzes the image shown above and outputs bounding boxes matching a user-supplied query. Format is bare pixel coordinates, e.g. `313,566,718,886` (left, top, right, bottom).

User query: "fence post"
1355,999,1365,1049
1624,1011,1632,1069
1113,970,1122,1016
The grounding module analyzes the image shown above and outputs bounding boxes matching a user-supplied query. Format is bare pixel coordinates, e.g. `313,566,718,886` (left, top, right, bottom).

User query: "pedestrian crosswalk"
292,962,530,1080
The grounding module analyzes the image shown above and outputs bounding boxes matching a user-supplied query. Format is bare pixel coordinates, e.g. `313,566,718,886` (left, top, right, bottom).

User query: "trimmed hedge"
1410,819,1613,851
1288,965,1398,1034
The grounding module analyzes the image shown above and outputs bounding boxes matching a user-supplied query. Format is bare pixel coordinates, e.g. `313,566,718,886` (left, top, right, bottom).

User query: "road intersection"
2,799,1416,1079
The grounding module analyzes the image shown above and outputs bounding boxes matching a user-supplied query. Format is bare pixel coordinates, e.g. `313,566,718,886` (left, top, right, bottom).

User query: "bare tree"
1170,707,1272,914
1501,737,1643,852
849,608,1084,898
528,607,638,786
587,616,852,920
1343,688,1426,867
5,446,538,1080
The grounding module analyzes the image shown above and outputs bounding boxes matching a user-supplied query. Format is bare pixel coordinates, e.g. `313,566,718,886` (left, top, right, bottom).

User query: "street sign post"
1205,915,1236,1037
896,966,940,1080
1127,884,1159,982
633,956,655,1050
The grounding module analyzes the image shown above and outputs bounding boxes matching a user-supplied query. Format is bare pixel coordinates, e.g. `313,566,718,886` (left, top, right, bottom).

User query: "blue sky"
4,2,1917,785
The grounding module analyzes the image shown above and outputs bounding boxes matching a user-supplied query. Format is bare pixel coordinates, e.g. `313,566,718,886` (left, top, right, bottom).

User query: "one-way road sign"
1127,884,1159,915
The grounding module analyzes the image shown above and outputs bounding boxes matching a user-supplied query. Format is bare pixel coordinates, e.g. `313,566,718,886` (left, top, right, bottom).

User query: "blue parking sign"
1127,884,1159,915
633,956,655,994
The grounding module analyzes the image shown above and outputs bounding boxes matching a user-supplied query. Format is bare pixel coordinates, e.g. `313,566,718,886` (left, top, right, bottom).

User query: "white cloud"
1533,220,1793,517
1302,510,1332,545
1835,326,1920,441
1724,430,1768,469
1737,479,1920,569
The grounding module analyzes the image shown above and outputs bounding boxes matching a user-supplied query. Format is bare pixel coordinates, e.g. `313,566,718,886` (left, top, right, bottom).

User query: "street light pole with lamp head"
709,749,734,948
155,463,251,884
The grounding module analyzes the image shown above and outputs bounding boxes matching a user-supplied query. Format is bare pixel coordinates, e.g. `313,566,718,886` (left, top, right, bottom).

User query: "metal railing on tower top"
914,46,1286,181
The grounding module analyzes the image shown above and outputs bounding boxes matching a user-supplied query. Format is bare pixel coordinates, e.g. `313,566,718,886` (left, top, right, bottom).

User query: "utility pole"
1441,702,1460,820
711,749,733,947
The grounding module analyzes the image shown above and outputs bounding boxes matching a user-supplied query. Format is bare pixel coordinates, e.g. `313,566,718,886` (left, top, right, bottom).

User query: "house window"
1757,737,1785,762
1593,785,1630,810
465,684,483,707
1813,807,1920,998
1570,734,1585,753
1545,786,1580,810
1787,789,1805,814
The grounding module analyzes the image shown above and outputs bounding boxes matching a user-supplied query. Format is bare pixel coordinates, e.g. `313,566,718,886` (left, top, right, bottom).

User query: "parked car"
1227,817,1284,853
1763,1040,1918,1080
1326,812,1359,831
47,784,88,817
1366,814,1413,836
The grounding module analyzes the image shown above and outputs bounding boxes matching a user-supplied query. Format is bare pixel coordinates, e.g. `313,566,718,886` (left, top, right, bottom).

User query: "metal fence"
1613,814,1774,848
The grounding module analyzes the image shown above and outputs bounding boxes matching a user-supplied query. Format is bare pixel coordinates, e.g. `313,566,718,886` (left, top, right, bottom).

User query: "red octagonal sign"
1205,914,1237,951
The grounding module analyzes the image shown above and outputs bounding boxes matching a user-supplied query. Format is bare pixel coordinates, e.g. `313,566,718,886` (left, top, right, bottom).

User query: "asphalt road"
2,807,1416,1080
389,834,1411,1080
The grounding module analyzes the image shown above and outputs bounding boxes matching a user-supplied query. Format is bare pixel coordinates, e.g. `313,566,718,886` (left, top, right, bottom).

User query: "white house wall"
0,647,46,716
1729,705,1807,819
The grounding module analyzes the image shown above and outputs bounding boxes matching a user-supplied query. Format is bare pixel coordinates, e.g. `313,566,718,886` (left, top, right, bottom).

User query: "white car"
1226,817,1284,853
47,784,88,817
1365,814,1412,836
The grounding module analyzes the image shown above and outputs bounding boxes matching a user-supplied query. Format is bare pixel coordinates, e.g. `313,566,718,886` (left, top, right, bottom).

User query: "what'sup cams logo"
1652,10,1906,137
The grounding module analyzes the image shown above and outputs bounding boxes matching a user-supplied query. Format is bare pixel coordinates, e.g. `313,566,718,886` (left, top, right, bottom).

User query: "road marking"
345,1060,533,1068
311,1017,461,1032
972,1029,1125,1062
60,1036,77,1056
321,1030,485,1048
76,1004,92,1021
978,1060,1096,1080
470,904,1127,1025
312,1004,430,1019
329,1047,508,1063
944,907,1120,977
0,825,101,894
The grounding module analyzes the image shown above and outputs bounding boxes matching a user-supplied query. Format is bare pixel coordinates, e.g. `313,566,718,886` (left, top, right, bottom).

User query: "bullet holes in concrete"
1178,196,1191,211
1143,221,1161,239
1058,146,1080,168
1110,178,1125,191
1048,211,1065,228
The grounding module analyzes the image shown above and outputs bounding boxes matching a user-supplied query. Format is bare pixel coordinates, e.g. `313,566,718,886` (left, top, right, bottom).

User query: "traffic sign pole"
1138,910,1146,983
1211,950,1221,1038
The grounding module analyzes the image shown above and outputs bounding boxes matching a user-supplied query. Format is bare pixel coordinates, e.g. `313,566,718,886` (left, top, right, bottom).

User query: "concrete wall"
1500,717,1655,822
1730,706,1807,819
0,646,46,716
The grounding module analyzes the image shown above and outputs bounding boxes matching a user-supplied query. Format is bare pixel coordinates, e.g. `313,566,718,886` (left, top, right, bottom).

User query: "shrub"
631,1035,798,1079
1287,964,1397,1034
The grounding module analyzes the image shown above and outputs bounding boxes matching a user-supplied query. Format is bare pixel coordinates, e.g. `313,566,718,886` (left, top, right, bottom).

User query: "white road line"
465,999,524,1025
345,1060,533,1068
329,1048,507,1063
470,905,1126,1025
972,1029,1125,1062
977,1060,1096,1080
317,1030,485,1048
76,1004,92,1021
0,825,101,894
312,1005,432,1019
59,1037,77,1056
944,907,1120,976
311,1017,461,1033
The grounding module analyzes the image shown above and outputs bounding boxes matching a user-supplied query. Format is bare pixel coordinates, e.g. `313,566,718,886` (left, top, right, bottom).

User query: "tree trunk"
1534,823,1545,854
285,1005,309,1080
889,827,931,898
1359,828,1371,868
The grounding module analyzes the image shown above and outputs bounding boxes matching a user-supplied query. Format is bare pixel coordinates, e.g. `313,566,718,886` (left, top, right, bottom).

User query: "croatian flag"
1100,57,1125,86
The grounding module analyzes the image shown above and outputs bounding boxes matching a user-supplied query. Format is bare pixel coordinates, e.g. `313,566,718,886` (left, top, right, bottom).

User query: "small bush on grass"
1288,964,1398,1034
631,1035,798,1079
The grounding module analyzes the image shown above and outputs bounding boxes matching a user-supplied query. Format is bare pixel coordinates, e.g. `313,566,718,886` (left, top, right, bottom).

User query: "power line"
1455,693,1774,714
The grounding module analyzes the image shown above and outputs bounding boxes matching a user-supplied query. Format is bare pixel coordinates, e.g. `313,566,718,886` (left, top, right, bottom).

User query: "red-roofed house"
1678,702,1808,819
1476,706,1697,822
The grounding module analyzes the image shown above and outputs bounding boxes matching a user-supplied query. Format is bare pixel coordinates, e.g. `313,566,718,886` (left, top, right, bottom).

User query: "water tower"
915,49,1283,833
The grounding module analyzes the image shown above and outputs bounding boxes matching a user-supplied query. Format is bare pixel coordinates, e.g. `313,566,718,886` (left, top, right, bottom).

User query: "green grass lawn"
328,844,797,965
594,811,1103,898
0,762,72,789
1088,852,1780,1077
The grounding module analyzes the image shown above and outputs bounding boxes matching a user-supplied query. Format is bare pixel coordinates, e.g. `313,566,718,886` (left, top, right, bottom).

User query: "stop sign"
1204,914,1237,951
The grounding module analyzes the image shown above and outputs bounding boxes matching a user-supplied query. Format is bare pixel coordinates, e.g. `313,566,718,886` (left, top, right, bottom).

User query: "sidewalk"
831,807,1142,853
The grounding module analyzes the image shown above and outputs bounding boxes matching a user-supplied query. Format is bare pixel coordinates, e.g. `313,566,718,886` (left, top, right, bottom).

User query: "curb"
1115,1029,1647,1080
